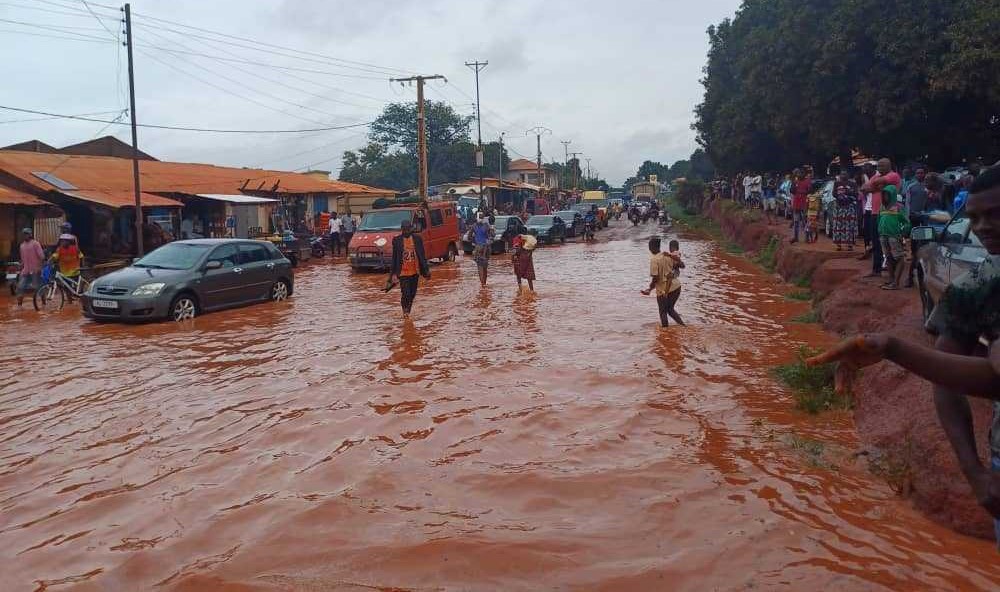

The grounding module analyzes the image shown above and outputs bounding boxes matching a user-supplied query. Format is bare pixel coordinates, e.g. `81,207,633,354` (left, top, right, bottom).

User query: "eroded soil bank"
699,197,996,539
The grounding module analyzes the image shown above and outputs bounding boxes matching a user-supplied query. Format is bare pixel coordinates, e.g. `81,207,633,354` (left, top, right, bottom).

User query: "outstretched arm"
807,334,1000,397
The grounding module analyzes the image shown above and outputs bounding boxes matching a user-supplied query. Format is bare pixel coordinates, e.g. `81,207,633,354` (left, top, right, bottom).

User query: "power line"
136,43,389,81
0,105,374,133
136,27,371,123
0,26,113,43
0,108,122,124
136,47,344,128
0,0,115,20
0,16,112,37
141,28,389,108
29,0,415,76
128,8,413,76
79,0,118,40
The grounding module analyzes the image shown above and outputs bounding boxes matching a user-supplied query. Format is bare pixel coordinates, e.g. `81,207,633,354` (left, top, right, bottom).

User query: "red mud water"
1,222,998,591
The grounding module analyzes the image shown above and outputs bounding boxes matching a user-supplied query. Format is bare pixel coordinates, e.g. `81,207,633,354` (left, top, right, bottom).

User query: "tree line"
693,0,1000,175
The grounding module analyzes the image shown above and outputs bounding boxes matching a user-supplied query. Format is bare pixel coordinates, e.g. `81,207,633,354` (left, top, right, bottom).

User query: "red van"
349,201,460,270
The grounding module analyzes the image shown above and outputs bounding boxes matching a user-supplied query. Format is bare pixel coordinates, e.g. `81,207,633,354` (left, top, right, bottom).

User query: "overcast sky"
0,0,740,185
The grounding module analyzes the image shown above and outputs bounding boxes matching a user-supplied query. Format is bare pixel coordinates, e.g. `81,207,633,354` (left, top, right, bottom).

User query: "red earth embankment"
701,197,995,539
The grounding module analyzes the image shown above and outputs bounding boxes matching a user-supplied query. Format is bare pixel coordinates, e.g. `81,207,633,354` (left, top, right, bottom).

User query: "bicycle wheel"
33,281,64,312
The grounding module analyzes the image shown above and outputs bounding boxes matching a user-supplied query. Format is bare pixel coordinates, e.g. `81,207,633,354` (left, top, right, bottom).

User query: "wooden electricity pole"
526,126,551,190
123,3,143,256
391,74,446,199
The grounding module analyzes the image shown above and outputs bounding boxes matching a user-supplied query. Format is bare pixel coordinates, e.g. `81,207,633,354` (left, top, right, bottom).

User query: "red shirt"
791,179,812,211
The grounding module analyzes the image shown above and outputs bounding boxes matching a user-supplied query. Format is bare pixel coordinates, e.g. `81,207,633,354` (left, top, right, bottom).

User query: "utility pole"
585,158,592,186
497,132,505,212
390,74,446,199
569,151,583,191
560,140,571,190
525,126,551,192
123,3,143,257
465,60,488,204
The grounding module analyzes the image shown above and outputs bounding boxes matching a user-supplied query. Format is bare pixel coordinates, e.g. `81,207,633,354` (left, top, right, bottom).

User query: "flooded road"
2,221,998,591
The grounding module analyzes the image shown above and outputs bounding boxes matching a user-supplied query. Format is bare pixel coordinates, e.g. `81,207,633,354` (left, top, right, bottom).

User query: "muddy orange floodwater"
2,222,999,592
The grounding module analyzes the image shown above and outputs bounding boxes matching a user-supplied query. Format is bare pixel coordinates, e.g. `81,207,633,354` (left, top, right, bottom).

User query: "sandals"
881,284,900,290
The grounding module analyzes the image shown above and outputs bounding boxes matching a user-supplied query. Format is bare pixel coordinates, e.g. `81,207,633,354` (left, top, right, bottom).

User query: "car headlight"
132,282,166,296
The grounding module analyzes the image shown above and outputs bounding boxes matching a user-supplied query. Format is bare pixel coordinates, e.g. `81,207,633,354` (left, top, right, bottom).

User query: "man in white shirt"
328,212,343,256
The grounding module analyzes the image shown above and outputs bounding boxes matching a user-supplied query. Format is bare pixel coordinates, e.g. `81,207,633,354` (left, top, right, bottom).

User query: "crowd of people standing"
717,158,986,290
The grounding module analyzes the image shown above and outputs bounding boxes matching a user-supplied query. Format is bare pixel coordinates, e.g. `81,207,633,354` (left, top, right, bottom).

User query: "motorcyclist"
583,207,597,239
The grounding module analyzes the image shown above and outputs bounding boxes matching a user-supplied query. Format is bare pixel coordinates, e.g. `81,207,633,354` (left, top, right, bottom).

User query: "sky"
0,0,740,186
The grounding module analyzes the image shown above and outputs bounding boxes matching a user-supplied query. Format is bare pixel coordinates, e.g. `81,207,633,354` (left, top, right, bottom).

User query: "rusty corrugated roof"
59,190,182,208
0,151,394,199
0,184,49,206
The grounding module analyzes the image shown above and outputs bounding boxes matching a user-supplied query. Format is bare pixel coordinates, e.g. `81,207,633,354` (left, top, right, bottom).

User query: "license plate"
92,299,119,309
5,273,16,281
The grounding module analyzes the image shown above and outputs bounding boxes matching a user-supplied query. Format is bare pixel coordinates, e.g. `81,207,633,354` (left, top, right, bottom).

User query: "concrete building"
504,158,559,189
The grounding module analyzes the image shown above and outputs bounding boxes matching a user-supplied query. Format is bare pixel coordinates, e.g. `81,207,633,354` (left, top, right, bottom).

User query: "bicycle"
33,264,92,312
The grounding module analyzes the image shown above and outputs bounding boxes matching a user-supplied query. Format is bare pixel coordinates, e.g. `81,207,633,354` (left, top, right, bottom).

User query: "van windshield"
359,210,413,231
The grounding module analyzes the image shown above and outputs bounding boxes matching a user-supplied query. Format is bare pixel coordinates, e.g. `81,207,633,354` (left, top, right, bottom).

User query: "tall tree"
339,101,509,191
694,0,1000,175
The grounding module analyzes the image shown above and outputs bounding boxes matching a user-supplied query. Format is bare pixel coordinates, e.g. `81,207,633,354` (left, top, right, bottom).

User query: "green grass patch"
793,275,812,288
792,308,820,323
772,347,850,414
786,289,813,301
785,434,833,469
753,235,779,272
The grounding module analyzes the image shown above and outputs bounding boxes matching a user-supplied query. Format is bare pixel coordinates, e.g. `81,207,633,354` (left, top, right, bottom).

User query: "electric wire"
0,105,374,133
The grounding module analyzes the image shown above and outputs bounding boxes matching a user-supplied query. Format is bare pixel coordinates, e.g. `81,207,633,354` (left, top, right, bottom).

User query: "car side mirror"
204,260,223,270
910,226,937,242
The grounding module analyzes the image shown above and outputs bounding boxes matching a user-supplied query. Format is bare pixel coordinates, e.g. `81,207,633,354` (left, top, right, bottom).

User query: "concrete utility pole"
560,140,571,189
526,126,551,189
585,158,592,185
123,3,143,256
465,60,488,203
569,151,584,190
391,74,446,199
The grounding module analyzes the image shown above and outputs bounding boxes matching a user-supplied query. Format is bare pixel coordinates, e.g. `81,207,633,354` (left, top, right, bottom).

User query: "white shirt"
329,217,343,233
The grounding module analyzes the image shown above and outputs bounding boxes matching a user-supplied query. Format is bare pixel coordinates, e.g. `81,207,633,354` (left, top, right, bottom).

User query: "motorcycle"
630,212,640,226
310,236,327,258
583,221,597,242
5,261,20,296
658,210,672,227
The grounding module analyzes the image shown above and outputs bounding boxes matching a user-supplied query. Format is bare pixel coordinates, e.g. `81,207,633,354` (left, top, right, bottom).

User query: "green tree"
339,101,511,191
694,0,1000,174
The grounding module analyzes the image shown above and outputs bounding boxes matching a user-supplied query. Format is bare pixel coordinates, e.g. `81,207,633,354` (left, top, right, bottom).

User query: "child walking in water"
511,234,536,291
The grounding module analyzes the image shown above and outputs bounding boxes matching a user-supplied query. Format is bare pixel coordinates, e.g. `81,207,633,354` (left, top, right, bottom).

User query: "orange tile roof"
0,151,394,199
0,184,48,206
507,159,552,172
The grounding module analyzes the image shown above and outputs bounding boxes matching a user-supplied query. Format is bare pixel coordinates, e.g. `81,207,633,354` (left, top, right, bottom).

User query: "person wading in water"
389,220,430,318
640,237,682,327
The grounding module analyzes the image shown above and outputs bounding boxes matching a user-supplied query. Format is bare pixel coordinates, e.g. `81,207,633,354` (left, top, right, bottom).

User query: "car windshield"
493,217,513,229
555,212,576,221
359,210,413,231
133,242,212,270
527,216,553,225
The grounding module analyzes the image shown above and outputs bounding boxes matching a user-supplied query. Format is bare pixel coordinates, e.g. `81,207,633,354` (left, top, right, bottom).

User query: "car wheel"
271,280,290,302
917,272,935,328
170,294,198,321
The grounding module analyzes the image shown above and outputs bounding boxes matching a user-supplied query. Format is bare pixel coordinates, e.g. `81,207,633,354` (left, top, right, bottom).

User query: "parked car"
81,239,294,323
941,166,968,186
349,200,460,270
913,207,985,325
553,210,583,237
525,215,566,244
496,215,528,251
